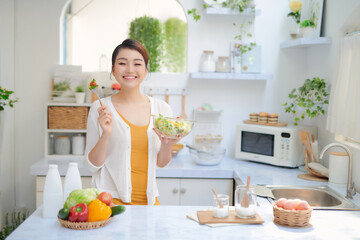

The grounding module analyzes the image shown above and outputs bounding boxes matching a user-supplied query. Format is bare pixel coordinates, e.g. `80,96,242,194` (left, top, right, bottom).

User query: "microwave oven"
235,123,317,167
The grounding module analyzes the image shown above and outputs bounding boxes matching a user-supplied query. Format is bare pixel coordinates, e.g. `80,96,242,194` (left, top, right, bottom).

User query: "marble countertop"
7,199,360,240
19,155,360,239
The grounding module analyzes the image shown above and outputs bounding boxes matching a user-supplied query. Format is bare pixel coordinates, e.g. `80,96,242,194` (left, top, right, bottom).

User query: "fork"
91,88,103,106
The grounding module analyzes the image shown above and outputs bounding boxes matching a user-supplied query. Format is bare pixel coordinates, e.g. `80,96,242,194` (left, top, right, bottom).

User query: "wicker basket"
48,106,89,129
273,204,312,227
58,217,114,230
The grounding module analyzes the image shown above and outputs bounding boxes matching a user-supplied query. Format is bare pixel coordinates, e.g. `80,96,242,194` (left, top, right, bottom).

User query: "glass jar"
212,194,229,218
199,50,216,72
48,134,55,155
216,56,230,73
55,136,71,155
235,185,257,219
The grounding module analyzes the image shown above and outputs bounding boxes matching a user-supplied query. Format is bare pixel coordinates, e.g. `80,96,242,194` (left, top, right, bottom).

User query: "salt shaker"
63,162,82,201
212,194,229,218
235,185,257,218
43,164,63,218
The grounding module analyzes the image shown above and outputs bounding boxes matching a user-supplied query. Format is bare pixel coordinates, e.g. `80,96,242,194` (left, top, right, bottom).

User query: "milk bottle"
43,164,63,218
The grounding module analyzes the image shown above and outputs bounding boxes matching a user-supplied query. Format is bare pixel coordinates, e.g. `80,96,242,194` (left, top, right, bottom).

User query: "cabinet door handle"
180,188,186,194
173,188,178,194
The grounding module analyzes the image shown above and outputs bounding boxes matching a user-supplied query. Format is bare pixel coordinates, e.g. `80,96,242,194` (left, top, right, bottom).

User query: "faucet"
319,143,355,199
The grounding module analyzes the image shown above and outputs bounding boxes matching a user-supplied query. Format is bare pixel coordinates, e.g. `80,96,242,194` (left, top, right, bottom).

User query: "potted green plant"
300,19,316,38
283,77,329,126
287,0,302,38
75,85,85,104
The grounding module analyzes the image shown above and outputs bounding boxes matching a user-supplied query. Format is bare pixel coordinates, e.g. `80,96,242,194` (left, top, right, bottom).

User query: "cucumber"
111,205,125,216
58,208,70,220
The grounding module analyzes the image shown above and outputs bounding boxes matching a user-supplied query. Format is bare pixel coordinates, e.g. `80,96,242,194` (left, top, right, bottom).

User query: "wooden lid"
330,152,348,156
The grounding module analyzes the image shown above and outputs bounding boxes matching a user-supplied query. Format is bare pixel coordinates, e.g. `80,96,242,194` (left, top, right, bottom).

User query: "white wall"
1,0,359,215
0,0,16,227
13,0,67,214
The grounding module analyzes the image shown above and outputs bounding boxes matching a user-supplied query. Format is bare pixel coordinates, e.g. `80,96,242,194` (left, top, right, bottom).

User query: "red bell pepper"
68,203,88,222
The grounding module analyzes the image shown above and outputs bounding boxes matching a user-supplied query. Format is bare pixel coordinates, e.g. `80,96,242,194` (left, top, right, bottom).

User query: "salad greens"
154,114,192,138
88,79,98,91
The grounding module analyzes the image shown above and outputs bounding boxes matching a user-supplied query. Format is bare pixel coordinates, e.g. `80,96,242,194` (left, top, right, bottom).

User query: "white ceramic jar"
55,136,71,155
199,50,216,72
72,134,85,155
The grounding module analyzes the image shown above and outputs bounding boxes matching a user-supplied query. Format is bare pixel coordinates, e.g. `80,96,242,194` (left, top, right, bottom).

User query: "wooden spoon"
165,89,169,104
212,189,223,208
241,176,251,208
180,89,187,119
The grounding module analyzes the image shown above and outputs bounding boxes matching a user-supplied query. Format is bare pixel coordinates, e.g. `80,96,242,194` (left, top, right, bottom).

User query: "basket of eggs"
57,189,125,230
273,198,312,227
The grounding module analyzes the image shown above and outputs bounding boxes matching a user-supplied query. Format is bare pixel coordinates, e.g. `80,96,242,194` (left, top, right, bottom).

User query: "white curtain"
326,33,360,140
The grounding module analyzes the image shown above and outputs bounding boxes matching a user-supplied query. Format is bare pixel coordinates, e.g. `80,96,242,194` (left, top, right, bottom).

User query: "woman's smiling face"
112,48,148,89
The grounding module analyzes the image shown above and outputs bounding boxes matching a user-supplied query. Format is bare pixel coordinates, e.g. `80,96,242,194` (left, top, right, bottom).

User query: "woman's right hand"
97,105,113,135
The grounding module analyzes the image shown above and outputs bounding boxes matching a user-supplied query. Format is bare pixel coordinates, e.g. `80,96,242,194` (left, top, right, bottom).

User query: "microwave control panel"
279,132,291,162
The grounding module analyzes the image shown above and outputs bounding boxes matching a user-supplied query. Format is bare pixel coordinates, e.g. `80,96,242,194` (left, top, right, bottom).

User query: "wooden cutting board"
197,210,264,225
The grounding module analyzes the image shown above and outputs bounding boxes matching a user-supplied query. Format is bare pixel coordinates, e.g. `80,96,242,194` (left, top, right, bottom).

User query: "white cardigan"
84,96,172,205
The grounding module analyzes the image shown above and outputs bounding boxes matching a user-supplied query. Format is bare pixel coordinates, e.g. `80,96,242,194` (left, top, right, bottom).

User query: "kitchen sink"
265,185,360,210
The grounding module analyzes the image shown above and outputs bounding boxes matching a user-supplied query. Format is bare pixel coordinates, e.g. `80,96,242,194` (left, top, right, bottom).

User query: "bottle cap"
49,164,58,169
69,162,78,167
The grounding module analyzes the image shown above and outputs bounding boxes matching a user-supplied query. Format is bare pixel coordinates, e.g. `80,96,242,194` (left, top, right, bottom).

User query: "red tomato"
98,192,112,206
111,83,121,90
90,81,97,86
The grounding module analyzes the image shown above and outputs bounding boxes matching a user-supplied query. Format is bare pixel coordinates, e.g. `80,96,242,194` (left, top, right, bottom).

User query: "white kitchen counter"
18,156,360,239
7,199,360,240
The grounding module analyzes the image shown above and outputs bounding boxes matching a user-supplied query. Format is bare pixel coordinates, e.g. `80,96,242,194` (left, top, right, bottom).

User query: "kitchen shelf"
46,129,87,133
190,72,273,81
205,7,261,16
280,37,332,49
47,102,92,107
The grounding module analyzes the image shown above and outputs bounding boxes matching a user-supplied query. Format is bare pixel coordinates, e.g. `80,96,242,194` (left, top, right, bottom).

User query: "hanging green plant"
0,86,18,111
129,16,164,72
283,77,329,126
187,0,256,54
164,17,187,72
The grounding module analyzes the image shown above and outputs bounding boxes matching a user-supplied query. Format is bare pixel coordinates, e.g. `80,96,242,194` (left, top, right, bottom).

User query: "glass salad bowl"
152,115,194,139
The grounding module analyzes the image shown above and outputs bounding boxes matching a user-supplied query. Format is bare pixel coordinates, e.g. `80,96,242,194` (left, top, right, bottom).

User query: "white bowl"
190,147,226,166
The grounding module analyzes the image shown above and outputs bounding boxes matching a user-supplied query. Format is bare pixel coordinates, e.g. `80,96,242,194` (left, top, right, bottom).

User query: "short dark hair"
111,39,149,68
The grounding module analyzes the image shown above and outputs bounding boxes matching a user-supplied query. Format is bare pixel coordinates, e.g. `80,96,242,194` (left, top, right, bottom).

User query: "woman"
84,39,180,205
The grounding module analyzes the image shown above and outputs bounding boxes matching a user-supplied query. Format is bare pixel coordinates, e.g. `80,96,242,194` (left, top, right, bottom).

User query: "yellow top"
113,111,159,205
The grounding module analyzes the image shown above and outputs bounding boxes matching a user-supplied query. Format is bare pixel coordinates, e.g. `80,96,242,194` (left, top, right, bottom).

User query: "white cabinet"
156,178,234,206
36,176,92,208
36,176,234,207
45,103,91,158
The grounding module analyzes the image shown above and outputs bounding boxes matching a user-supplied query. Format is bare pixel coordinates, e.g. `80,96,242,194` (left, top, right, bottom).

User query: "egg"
296,200,310,210
283,199,297,210
275,198,287,208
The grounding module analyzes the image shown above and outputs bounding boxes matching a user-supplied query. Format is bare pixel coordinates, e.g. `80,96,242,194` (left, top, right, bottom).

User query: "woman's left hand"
153,128,181,148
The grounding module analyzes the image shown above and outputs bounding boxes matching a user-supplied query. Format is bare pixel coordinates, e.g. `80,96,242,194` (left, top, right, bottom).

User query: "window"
326,31,360,149
60,0,187,73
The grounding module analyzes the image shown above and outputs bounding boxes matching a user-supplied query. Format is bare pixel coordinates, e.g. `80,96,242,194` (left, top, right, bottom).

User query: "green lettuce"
63,188,100,209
